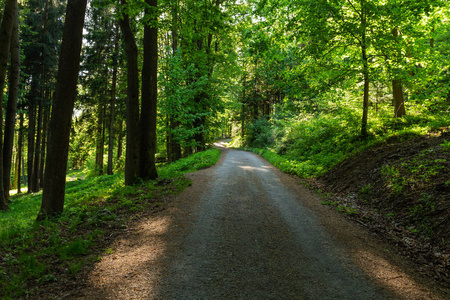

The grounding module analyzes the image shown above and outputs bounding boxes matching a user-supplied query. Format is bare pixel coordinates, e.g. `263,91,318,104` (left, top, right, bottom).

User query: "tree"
107,24,120,175
0,0,17,210
38,0,88,220
22,0,66,193
118,0,140,185
3,2,19,199
139,0,158,181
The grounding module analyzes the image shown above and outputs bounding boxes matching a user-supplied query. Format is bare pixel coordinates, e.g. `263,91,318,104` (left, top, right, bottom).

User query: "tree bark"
139,0,159,181
27,99,36,193
0,0,17,210
14,114,24,193
360,0,369,138
32,99,43,192
391,28,406,118
119,0,140,185
38,0,88,220
392,79,406,118
3,6,19,199
39,104,49,188
95,99,105,175
107,25,119,176
117,119,123,161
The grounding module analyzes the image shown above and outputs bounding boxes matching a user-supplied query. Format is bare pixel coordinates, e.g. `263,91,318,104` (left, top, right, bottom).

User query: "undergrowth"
0,148,221,299
236,102,450,179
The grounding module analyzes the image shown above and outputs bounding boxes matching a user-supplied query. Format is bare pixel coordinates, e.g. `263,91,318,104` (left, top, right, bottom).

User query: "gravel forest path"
77,145,446,299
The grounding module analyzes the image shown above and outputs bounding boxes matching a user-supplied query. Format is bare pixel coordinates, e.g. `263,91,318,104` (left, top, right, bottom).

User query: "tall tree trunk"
107,25,119,176
38,0,88,220
0,0,17,209
119,0,140,185
166,117,172,162
392,79,406,117
241,76,246,138
3,7,19,199
14,114,24,193
95,99,105,175
360,0,369,138
117,119,123,161
139,0,159,181
27,98,36,193
32,99,43,192
39,104,49,188
391,27,406,118
32,0,49,192
22,154,26,187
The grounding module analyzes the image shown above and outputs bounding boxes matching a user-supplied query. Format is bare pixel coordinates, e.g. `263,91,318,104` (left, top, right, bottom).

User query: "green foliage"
378,146,449,238
242,93,450,179
158,148,221,178
59,238,92,260
382,149,447,195
441,140,450,149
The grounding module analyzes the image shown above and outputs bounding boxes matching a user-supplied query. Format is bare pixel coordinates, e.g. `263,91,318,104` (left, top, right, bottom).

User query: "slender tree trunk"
101,104,106,171
391,28,406,118
3,8,19,199
117,119,123,161
0,0,17,209
95,99,105,175
32,0,49,192
360,0,369,138
139,0,159,181
241,76,246,138
14,114,24,193
22,154,26,187
166,117,172,162
107,25,119,176
32,99,43,192
38,0,88,220
39,104,49,188
392,79,406,117
27,98,36,192
119,0,140,185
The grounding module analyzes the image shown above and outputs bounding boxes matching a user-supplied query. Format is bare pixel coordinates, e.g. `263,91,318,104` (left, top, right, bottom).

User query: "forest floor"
314,131,450,289
36,143,449,299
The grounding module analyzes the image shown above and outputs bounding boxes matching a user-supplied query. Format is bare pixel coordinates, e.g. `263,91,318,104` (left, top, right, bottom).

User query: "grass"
0,148,221,298
238,101,450,179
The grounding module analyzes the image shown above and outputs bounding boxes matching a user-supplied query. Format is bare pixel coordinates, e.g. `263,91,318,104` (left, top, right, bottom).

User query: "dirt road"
80,146,446,299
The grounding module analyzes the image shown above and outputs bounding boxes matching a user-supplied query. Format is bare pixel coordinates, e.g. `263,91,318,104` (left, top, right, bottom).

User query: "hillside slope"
315,131,450,287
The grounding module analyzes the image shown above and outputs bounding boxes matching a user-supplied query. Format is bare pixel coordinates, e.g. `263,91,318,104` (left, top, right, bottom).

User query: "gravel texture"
76,145,447,299
157,148,390,299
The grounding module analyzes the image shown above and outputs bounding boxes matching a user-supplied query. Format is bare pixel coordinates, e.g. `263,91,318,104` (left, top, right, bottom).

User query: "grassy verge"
0,148,221,299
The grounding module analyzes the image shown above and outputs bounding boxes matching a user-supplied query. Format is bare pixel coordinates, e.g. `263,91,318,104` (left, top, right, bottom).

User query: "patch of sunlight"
353,250,443,299
9,187,28,195
238,165,270,172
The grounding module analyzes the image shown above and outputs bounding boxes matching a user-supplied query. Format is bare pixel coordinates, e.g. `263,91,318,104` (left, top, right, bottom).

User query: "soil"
36,142,449,299
314,131,450,289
